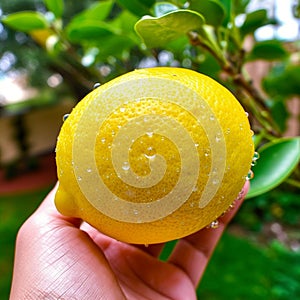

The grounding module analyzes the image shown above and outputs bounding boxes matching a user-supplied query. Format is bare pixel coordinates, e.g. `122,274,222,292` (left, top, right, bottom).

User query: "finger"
30,182,82,228
168,182,249,287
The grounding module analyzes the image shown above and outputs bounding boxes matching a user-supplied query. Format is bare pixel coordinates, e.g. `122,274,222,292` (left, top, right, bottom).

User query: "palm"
10,183,247,299
85,228,196,299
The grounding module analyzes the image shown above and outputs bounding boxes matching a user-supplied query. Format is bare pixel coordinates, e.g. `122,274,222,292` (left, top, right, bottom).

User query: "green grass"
198,233,300,299
0,187,51,299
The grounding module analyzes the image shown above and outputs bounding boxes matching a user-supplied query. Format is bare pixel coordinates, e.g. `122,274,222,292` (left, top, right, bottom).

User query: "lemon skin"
55,67,254,244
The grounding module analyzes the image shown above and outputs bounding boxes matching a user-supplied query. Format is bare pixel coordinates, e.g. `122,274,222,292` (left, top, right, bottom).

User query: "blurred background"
0,0,299,299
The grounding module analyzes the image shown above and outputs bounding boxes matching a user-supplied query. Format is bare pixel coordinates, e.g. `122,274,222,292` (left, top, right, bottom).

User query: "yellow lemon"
55,67,254,244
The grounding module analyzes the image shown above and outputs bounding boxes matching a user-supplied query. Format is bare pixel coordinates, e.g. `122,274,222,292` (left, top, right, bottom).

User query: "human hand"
10,182,249,300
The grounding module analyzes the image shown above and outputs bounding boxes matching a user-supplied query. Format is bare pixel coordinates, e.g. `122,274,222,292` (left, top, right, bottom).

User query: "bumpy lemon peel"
55,67,254,244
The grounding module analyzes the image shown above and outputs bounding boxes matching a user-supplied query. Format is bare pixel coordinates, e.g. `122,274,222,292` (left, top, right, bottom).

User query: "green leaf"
252,133,264,149
109,10,140,44
231,0,251,15
66,1,116,44
193,51,222,79
218,0,250,25
240,9,269,37
263,64,300,97
66,20,117,43
218,0,231,25
189,0,225,27
247,137,300,198
70,1,114,23
153,2,179,17
93,35,136,60
117,0,155,17
159,239,178,261
167,0,186,6
268,97,289,133
44,0,64,18
135,10,205,48
247,40,289,61
2,11,49,33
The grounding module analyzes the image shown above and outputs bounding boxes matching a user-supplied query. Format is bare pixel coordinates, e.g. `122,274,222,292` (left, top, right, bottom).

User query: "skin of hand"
9,181,249,300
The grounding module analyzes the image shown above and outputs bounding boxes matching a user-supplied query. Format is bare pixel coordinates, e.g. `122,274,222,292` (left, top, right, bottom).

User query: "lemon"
55,67,254,244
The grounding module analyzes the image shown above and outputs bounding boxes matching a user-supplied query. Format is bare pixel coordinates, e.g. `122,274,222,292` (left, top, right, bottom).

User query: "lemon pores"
55,67,254,244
